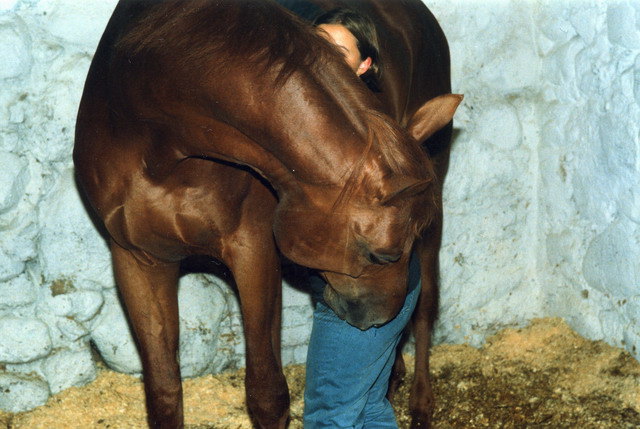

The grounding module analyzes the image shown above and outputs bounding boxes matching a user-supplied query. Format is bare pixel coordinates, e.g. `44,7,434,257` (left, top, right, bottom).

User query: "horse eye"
367,251,401,265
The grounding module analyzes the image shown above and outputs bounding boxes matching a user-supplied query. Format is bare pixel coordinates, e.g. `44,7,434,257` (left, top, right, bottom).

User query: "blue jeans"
304,254,421,428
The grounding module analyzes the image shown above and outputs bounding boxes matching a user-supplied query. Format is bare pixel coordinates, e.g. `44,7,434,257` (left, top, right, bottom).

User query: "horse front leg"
408,219,442,429
387,334,408,404
110,240,183,429
229,242,289,428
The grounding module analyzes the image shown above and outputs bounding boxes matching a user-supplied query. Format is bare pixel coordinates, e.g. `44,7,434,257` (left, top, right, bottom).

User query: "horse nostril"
367,251,402,265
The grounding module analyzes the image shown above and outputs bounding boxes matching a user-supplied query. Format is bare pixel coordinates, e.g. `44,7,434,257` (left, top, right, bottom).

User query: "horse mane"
115,0,335,86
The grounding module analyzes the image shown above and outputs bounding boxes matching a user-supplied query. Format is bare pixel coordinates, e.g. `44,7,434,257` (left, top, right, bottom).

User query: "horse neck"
203,64,380,198
119,0,387,200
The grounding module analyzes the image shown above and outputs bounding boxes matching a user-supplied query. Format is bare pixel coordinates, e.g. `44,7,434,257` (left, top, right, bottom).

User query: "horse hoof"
410,414,431,429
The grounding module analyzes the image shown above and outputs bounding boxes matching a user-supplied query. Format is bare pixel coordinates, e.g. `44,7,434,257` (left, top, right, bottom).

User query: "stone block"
583,219,639,298
37,168,114,288
0,16,31,80
88,290,141,374
0,0,19,11
38,0,117,49
0,316,52,363
0,273,37,310
178,274,228,377
607,2,640,49
0,151,28,215
42,347,96,394
0,372,49,413
56,317,89,341
0,247,25,283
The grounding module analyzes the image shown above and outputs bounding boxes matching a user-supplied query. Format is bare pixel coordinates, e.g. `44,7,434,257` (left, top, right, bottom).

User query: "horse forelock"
336,109,435,200
331,109,437,238
330,128,374,211
364,110,433,180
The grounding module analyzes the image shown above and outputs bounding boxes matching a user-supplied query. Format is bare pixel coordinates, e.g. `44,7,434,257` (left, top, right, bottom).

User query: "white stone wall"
535,0,640,356
431,0,640,357
0,0,638,413
430,0,546,346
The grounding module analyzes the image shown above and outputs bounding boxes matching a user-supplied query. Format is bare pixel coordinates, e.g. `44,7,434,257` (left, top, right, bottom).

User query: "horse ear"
406,94,463,143
380,176,431,206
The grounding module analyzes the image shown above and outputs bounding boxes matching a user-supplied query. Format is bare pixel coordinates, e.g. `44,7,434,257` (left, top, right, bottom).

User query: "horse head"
274,171,431,329
273,95,462,329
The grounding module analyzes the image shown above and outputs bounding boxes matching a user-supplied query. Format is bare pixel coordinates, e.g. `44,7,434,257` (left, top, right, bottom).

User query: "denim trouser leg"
303,254,421,429
361,343,403,428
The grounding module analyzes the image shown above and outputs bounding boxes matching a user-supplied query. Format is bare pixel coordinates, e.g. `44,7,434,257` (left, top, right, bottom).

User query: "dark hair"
314,8,381,92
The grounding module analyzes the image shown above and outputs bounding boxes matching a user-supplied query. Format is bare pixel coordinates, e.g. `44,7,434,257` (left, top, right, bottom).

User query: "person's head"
314,8,381,91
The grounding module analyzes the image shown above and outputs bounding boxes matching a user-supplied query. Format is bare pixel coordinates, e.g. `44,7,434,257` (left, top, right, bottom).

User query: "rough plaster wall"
431,0,640,357
535,0,640,357
0,0,638,413
430,0,545,346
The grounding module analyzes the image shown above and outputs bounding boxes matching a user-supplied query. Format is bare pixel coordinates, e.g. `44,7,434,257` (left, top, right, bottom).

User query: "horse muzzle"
322,285,396,330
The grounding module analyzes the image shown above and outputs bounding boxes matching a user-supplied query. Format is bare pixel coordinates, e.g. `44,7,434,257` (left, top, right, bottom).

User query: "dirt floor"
1,317,639,428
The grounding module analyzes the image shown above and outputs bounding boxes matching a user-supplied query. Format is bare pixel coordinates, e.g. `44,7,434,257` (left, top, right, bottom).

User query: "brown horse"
74,0,459,427
280,1,457,427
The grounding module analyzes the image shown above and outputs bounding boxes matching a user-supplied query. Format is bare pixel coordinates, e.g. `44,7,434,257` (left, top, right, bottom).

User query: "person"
303,8,421,428
313,7,382,92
